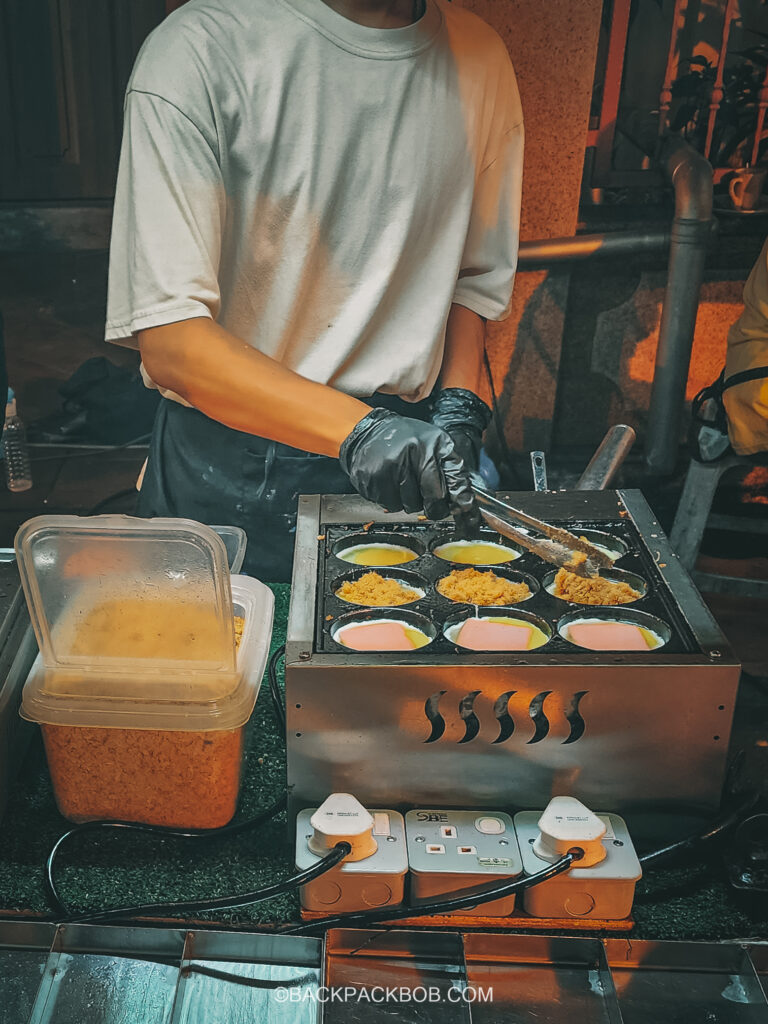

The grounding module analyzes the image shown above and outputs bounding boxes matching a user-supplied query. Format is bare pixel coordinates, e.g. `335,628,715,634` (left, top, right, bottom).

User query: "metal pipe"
645,136,714,475
517,228,669,266
576,424,636,490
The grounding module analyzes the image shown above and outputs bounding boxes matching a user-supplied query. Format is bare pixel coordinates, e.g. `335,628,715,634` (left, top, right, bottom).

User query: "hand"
430,388,492,473
339,409,480,534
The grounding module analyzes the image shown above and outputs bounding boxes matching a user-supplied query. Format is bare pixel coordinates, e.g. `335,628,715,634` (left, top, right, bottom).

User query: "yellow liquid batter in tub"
66,597,233,660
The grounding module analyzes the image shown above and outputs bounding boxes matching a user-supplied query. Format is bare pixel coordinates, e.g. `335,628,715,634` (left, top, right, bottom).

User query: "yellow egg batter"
434,540,518,565
337,544,418,567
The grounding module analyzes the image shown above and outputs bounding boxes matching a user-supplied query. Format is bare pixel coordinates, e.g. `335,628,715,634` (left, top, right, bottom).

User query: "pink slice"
458,619,532,651
338,622,416,651
567,622,650,651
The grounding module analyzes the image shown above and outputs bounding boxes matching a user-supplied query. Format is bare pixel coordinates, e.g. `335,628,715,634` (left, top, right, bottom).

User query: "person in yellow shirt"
723,237,768,456
692,238,768,461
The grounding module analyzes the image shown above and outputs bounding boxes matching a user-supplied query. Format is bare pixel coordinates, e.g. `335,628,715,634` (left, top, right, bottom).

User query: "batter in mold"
337,543,418,567
434,538,518,565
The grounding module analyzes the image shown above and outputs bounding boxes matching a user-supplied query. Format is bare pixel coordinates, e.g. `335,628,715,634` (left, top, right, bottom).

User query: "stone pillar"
459,0,603,458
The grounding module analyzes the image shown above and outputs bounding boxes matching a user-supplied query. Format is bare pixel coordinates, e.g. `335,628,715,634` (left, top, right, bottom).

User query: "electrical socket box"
515,810,641,920
405,809,522,916
296,808,407,913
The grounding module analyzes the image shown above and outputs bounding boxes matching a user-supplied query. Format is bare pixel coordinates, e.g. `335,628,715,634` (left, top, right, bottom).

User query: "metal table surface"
1,921,767,1024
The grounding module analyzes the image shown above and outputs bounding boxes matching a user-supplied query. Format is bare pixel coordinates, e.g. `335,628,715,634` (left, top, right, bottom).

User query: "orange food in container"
15,516,273,829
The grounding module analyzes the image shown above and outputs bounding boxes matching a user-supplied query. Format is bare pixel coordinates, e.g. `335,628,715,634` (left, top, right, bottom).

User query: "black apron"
137,395,430,582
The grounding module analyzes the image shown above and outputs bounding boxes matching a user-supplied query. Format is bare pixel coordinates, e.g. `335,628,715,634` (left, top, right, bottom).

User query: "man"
106,0,523,580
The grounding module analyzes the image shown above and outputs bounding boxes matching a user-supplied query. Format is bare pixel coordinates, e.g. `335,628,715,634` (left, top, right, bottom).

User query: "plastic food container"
15,515,273,829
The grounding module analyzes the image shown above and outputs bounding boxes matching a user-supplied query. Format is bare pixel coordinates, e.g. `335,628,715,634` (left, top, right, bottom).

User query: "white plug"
533,796,607,868
307,792,378,862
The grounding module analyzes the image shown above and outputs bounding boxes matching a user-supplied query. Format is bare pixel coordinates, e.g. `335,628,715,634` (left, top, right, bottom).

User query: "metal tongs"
472,487,615,579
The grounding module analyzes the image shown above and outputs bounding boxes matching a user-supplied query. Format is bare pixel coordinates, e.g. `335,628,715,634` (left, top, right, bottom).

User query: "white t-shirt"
106,0,523,403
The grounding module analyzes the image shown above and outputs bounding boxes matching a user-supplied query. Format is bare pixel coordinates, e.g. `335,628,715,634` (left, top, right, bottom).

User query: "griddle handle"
576,424,636,491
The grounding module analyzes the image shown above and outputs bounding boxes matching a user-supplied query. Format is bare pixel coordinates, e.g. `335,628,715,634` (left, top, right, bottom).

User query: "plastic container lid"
15,515,239,699
21,574,274,730
209,525,247,574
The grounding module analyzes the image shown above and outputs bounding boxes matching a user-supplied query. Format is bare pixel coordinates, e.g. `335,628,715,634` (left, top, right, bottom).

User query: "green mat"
0,582,765,940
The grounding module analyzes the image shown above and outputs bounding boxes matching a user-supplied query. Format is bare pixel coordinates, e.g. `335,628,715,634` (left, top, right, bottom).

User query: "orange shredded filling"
336,572,420,606
43,615,248,829
553,569,640,605
437,568,531,606
43,723,243,828
565,549,587,568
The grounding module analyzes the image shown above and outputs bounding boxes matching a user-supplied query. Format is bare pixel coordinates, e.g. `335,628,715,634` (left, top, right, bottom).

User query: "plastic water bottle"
2,388,32,492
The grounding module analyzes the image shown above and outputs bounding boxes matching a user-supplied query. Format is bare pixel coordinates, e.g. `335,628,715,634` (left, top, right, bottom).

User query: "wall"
459,0,604,454
0,0,165,200
554,266,747,452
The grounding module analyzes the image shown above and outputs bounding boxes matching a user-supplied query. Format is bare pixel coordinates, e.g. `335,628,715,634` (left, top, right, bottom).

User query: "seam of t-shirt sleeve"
126,88,221,164
105,301,214,339
451,290,509,322
479,120,524,177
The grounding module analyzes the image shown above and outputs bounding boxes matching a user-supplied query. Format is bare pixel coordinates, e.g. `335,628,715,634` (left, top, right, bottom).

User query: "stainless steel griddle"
285,490,741,843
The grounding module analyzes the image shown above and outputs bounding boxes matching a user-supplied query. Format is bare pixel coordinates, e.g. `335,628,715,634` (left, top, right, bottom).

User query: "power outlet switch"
406,809,522,917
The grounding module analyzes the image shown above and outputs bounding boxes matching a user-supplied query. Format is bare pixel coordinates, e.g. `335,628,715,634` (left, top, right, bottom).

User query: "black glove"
339,408,480,534
430,388,492,474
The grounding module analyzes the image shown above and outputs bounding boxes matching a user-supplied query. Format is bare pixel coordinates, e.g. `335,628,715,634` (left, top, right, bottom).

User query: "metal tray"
3,922,766,1023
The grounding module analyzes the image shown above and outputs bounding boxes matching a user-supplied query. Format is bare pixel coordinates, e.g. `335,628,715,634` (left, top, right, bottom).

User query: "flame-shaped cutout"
493,691,517,744
424,691,447,743
563,690,588,744
459,690,482,744
527,691,552,744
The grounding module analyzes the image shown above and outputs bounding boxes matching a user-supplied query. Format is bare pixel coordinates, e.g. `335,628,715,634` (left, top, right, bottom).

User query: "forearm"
139,318,369,457
439,304,491,405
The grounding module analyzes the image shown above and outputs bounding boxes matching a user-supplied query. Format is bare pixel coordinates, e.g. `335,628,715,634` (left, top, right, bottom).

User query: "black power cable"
30,435,151,463
180,964,317,989
268,644,286,733
65,841,351,925
638,793,760,870
282,849,579,935
45,792,288,918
